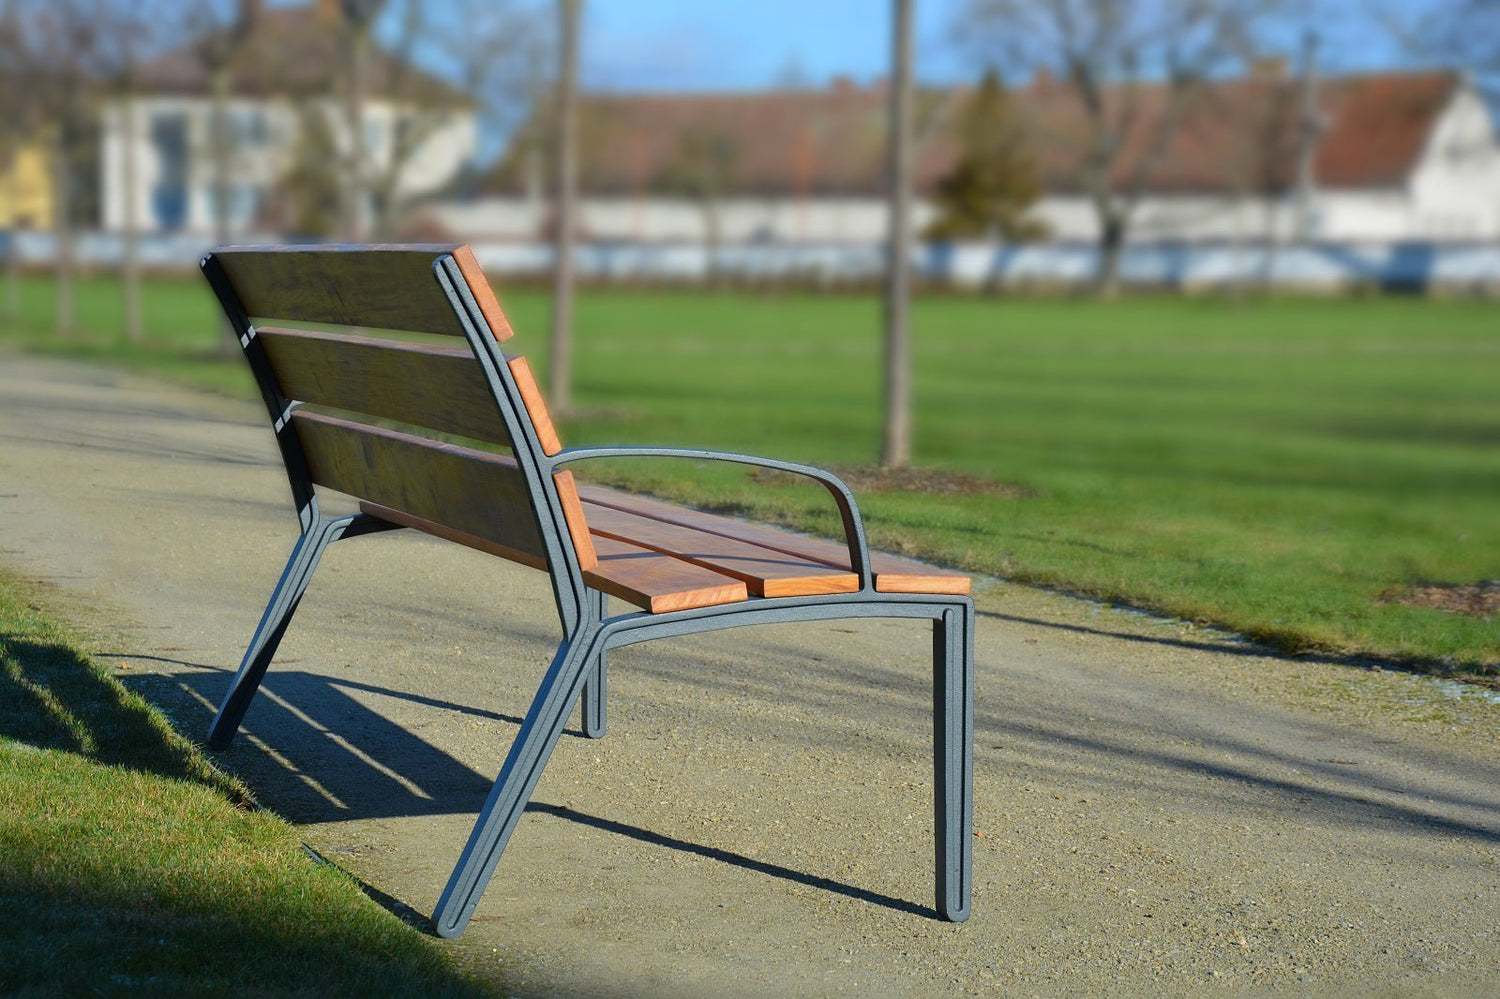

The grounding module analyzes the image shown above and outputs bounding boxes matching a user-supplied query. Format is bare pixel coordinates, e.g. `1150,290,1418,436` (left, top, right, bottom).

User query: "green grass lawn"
2,272,1496,674
0,574,500,995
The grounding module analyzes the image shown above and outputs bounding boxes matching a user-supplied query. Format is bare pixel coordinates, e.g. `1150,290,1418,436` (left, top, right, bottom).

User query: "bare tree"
339,0,538,240
338,0,383,240
882,0,915,470
1424,0,1500,94
548,0,580,413
961,0,1271,295
8,0,102,335
96,0,179,343
0,0,33,323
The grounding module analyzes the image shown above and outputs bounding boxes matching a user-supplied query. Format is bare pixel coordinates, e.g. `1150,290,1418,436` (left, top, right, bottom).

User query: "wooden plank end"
509,356,563,455
873,572,971,596
760,575,861,598
553,470,598,570
451,245,514,342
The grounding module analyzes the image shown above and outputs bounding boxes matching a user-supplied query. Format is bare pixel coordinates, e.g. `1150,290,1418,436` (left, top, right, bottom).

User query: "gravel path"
1,350,1496,997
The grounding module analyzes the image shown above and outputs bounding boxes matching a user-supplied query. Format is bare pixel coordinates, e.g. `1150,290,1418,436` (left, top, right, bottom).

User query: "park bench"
198,243,974,939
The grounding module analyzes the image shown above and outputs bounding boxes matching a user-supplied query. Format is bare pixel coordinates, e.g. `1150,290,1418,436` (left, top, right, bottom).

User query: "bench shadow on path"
154,641,1500,858
162,667,932,920
142,627,1499,909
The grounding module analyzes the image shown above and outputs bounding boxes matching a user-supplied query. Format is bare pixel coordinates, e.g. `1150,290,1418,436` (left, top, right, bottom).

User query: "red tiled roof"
494,70,1461,197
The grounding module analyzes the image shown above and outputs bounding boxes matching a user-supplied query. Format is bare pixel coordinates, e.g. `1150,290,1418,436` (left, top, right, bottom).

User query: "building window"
151,113,189,231
228,109,268,148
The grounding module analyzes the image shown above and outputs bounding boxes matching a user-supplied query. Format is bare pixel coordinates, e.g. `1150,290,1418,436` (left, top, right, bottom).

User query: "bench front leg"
581,588,608,739
934,601,975,921
432,624,601,938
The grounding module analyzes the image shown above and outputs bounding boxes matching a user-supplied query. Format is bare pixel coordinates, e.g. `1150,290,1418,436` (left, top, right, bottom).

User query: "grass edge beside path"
0,571,503,997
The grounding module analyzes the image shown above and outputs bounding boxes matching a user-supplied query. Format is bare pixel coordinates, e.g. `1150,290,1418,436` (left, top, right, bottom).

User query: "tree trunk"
1096,211,1125,299
121,90,143,344
51,124,74,336
880,0,914,470
548,0,580,412
211,65,238,356
702,197,721,286
345,24,369,241
4,143,19,323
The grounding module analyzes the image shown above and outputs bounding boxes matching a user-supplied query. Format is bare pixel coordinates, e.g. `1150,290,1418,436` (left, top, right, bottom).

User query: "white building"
434,69,1500,247
100,0,476,237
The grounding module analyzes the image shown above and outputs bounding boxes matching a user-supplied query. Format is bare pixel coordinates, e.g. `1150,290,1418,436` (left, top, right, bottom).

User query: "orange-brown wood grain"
584,535,748,613
508,356,562,455
451,244,514,342
584,502,856,597
552,470,597,570
578,485,970,595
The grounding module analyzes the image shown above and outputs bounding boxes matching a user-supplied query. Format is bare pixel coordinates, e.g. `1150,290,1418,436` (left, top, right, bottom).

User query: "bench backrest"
201,244,598,612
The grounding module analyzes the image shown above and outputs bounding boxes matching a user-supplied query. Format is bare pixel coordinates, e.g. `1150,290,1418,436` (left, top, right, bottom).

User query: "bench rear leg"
933,602,975,922
581,588,608,739
207,519,340,750
433,626,599,938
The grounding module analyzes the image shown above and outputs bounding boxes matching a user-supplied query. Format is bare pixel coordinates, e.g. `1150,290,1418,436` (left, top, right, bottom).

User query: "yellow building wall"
0,144,53,230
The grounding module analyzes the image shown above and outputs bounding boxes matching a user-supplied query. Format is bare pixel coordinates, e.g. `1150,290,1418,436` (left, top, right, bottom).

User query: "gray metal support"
208,517,340,750
581,588,609,739
433,624,602,938
933,602,974,921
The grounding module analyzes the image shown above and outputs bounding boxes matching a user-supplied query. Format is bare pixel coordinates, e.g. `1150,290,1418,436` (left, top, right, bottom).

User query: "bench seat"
578,485,972,598
360,484,968,616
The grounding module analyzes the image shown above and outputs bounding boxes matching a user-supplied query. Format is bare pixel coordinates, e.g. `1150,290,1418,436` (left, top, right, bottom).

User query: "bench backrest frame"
200,244,595,637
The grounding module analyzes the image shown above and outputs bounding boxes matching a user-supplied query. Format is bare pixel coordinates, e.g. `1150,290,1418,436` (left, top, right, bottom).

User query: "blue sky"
579,0,970,91
573,0,1449,93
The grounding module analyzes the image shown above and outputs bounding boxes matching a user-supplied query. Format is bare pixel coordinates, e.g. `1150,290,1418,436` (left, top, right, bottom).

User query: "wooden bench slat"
583,501,858,598
507,357,563,456
213,244,509,339
258,327,514,446
358,502,547,570
577,485,970,596
585,535,749,613
293,410,546,563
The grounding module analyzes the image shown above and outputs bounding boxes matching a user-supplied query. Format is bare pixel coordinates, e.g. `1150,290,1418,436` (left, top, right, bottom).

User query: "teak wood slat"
359,502,547,570
292,409,546,564
507,356,562,455
258,326,514,446
583,502,858,598
584,535,750,613
214,244,493,338
553,471,598,571
578,485,970,595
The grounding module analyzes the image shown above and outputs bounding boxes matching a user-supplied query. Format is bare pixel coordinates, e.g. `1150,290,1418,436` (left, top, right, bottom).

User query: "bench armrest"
551,446,872,589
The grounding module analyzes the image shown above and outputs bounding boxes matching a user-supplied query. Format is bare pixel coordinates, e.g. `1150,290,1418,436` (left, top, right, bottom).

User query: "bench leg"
581,589,608,739
207,519,341,750
432,626,599,938
933,602,974,922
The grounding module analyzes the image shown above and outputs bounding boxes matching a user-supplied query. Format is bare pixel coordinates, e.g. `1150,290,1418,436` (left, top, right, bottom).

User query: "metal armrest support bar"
551,445,872,590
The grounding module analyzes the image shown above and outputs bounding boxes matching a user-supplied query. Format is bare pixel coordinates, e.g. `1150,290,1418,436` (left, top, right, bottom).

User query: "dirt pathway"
1,350,1496,996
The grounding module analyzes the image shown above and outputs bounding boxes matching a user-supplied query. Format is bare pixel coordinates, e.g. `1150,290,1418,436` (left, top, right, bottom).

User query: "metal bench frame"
200,247,974,940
